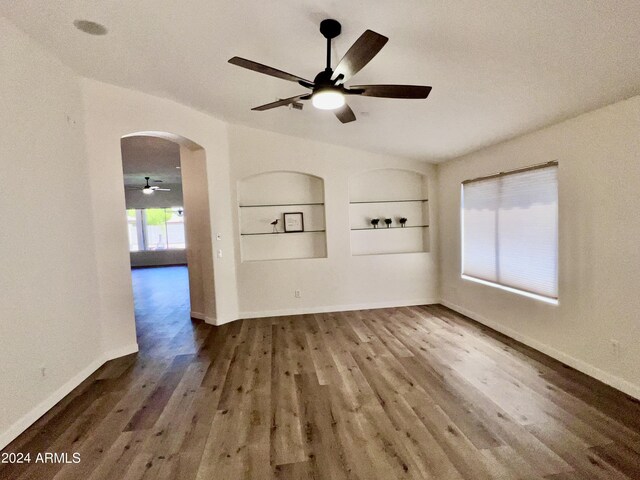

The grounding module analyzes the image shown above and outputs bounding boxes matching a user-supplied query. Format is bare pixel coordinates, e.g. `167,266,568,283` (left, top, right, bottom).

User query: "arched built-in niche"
349,169,430,255
238,171,327,261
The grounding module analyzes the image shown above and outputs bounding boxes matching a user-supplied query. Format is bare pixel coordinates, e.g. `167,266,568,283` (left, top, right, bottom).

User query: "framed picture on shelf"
283,212,304,232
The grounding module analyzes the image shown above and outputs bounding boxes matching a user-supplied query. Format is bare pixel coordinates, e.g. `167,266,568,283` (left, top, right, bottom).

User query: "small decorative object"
399,217,407,227
271,219,279,233
284,212,304,232
370,218,380,229
384,218,392,228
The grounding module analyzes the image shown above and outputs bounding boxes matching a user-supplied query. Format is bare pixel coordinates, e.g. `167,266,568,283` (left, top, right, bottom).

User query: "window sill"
461,274,558,305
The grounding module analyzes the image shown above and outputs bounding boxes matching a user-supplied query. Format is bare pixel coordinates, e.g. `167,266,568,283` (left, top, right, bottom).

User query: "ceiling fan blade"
252,94,309,111
155,188,171,191
229,57,313,86
347,84,432,99
332,30,388,83
334,103,356,123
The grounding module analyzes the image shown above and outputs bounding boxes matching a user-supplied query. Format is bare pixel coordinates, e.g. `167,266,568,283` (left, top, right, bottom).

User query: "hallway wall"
80,79,240,330
0,18,106,449
181,146,216,322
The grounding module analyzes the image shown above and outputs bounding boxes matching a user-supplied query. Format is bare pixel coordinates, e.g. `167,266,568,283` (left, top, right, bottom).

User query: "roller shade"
462,163,558,300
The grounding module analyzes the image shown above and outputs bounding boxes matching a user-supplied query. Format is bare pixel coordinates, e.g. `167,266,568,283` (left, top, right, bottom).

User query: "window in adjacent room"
126,207,185,251
461,162,558,303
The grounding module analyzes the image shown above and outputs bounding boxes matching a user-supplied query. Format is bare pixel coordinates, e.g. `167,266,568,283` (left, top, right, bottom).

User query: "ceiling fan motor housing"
319,19,341,39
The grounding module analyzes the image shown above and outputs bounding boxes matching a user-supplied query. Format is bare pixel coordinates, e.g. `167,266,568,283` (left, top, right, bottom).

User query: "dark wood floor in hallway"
2,266,640,480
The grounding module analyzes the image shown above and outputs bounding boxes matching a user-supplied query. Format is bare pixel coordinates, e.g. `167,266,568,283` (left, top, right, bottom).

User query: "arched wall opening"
120,131,217,325
81,79,240,356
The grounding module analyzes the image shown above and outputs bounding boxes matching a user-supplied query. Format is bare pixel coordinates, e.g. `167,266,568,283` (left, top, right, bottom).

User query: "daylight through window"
461,162,558,303
126,207,185,251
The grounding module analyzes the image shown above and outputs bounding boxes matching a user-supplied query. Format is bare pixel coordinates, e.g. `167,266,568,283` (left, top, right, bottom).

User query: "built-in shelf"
349,169,430,255
238,171,327,261
241,230,326,236
239,202,325,208
349,199,428,204
350,225,428,231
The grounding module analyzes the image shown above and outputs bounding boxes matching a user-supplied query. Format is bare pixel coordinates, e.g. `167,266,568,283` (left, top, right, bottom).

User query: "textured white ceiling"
2,1,640,161
121,136,181,186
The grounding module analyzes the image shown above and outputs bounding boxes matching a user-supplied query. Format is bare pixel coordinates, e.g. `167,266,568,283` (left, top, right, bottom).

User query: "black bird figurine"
370,218,380,229
271,219,279,233
384,218,392,228
399,217,407,227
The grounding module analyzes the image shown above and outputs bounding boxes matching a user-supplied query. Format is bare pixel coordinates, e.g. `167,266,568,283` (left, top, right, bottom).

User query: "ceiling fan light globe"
142,187,154,195
312,90,345,110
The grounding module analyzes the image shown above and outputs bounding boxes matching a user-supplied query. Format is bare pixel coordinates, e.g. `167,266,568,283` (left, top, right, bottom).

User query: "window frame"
460,162,559,305
126,207,186,252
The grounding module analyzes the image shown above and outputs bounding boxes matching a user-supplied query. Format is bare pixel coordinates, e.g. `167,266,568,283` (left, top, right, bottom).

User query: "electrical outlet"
610,339,620,359
294,290,301,298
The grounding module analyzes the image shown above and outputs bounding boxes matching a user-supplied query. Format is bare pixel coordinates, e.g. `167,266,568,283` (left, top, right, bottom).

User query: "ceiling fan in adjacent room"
126,177,171,195
228,19,432,123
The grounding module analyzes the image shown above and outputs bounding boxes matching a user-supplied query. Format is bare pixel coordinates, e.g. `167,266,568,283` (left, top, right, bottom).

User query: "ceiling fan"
228,19,432,123
126,177,171,195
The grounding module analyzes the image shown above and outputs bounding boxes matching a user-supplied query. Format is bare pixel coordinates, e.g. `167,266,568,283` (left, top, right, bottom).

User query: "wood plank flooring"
2,266,640,479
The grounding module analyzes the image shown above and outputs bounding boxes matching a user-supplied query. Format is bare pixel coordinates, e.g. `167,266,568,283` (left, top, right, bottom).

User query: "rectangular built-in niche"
350,169,430,255
238,171,327,261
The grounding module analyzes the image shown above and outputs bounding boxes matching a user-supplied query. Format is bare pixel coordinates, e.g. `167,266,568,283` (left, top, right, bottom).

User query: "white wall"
228,125,440,317
437,95,640,398
80,79,239,328
181,146,216,322
0,18,114,449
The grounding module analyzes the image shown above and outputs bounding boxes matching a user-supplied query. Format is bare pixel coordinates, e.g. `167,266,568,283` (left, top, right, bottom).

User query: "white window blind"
462,163,558,301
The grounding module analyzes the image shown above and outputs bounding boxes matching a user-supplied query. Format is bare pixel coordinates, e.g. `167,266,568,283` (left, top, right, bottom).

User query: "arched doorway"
120,131,216,343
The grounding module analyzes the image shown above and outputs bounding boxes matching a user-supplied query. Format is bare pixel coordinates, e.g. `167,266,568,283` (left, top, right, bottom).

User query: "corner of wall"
0,344,139,451
440,299,640,400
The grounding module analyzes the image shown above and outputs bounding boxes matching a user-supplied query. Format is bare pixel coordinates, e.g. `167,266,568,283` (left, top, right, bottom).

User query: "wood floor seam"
2,267,639,480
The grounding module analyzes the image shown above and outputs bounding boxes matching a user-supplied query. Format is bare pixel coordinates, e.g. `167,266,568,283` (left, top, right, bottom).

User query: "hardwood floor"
2,266,640,479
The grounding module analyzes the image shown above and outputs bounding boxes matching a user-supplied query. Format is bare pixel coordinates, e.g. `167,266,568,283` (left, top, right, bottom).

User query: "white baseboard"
0,343,139,451
190,311,205,320
440,299,640,401
212,315,236,326
238,298,440,320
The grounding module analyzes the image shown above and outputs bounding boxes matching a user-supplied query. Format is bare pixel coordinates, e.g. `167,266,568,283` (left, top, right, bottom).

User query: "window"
461,162,558,303
126,207,185,251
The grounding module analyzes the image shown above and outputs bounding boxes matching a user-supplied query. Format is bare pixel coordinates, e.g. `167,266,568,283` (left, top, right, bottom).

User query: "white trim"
190,311,205,320
213,315,237,326
238,298,440,320
440,299,640,401
0,343,139,451
204,316,217,325
103,343,139,361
